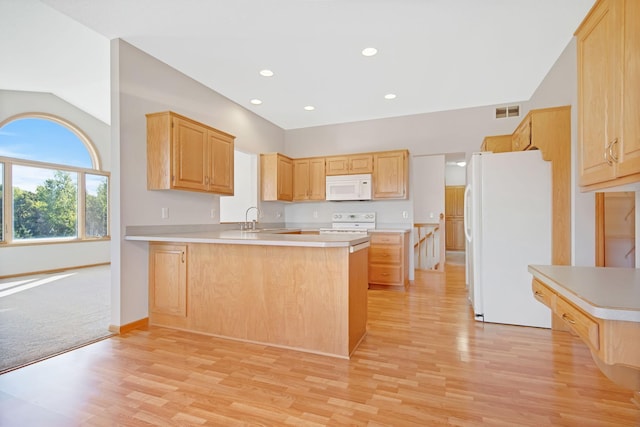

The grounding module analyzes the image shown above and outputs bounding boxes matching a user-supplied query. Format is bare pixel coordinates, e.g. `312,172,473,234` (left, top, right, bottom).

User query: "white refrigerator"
464,150,552,328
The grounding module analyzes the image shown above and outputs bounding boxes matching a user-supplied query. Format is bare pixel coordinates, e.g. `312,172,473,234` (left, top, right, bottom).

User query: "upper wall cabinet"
481,135,512,153
146,111,234,195
261,153,293,202
373,150,409,199
325,154,373,175
576,0,640,190
512,116,532,151
293,157,326,201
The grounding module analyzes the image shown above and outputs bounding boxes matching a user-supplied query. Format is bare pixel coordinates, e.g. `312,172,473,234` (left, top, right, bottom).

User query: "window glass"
13,165,78,240
85,174,108,237
0,118,92,168
0,162,3,242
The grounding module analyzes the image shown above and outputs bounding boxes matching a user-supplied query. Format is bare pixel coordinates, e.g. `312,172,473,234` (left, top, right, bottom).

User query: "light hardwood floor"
0,264,638,426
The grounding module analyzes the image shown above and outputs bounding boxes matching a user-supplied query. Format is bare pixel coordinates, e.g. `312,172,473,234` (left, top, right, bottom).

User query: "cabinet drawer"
369,246,401,264
369,265,402,285
370,233,402,245
555,297,600,350
531,279,555,308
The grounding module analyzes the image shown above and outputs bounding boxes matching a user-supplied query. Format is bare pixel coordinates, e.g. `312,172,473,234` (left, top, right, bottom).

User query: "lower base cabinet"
368,231,410,288
149,243,187,318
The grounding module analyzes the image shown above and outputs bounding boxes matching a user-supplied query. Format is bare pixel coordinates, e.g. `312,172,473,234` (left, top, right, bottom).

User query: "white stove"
319,212,376,235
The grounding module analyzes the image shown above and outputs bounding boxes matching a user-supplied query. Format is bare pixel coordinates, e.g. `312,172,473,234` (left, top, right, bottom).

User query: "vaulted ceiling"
1,0,595,129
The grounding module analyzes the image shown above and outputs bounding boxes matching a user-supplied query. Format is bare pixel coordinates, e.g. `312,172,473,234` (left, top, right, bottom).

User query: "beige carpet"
0,265,113,373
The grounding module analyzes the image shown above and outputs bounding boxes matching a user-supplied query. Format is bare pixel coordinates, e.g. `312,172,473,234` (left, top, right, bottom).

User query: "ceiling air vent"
495,105,520,119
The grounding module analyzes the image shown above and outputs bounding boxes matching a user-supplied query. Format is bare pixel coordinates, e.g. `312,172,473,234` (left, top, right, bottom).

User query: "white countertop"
528,265,640,322
125,229,369,248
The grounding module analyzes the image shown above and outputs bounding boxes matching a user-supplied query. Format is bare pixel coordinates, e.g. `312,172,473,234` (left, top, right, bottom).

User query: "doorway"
445,185,465,252
595,192,636,267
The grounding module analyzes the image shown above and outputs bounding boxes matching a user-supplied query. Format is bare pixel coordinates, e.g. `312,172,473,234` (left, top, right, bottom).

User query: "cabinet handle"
205,176,209,185
609,138,619,163
534,291,544,299
181,251,185,263
561,313,575,325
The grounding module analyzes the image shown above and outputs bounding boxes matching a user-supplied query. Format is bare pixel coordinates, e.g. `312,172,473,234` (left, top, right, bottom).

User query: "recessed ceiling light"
250,99,262,105
304,105,315,111
259,69,274,77
384,93,397,100
362,47,378,57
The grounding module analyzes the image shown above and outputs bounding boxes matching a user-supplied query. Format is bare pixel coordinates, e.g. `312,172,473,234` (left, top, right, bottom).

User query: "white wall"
219,150,258,223
112,39,285,326
445,164,467,186
0,89,111,276
413,155,445,223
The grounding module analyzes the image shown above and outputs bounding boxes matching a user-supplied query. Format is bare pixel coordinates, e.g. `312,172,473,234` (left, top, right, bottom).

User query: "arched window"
0,114,109,243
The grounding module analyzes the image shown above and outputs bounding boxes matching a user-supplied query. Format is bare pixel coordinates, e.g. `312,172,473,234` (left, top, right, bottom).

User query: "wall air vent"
495,105,520,119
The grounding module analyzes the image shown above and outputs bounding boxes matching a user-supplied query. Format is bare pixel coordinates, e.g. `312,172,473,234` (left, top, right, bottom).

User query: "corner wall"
112,39,285,326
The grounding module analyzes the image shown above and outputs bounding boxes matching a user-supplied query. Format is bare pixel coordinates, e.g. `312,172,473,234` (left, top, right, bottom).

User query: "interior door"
445,186,465,250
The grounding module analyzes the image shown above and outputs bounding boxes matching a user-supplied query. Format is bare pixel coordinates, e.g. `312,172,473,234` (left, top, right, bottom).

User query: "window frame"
0,113,110,246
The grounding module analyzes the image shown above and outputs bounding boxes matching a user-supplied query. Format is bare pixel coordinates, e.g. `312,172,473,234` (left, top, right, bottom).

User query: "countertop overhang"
528,265,640,322
125,229,369,248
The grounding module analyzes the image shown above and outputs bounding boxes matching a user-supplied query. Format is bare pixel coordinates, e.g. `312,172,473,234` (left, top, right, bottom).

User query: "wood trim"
595,192,605,266
0,262,110,280
109,317,149,335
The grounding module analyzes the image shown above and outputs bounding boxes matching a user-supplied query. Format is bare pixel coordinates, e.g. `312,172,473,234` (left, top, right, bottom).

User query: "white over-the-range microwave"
325,174,372,201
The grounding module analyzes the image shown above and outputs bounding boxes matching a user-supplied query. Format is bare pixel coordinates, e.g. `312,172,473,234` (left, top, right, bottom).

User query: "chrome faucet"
244,206,261,230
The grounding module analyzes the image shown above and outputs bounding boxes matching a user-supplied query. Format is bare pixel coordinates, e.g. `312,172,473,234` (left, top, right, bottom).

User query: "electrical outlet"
210,208,216,218
161,207,169,219
402,211,408,219
313,211,318,219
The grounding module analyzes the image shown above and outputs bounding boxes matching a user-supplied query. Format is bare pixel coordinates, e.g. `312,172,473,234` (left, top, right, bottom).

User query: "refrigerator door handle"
463,184,472,243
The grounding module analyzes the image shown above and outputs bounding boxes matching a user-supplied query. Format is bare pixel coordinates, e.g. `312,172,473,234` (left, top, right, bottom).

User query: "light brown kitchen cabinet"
146,111,234,195
372,150,409,199
481,135,512,153
576,0,640,189
325,154,373,175
149,243,187,318
261,153,293,201
511,116,532,151
293,157,325,201
368,231,410,288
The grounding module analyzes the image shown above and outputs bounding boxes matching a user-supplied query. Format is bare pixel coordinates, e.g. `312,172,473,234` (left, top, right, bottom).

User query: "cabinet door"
373,151,407,199
512,117,531,151
577,0,622,186
149,244,187,317
617,0,640,178
349,154,373,174
481,135,512,153
293,159,311,200
278,155,293,201
208,131,234,195
308,157,326,200
172,117,209,191
325,156,350,175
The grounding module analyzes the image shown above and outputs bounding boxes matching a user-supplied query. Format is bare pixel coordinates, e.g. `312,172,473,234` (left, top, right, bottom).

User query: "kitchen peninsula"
528,265,640,406
125,229,369,359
